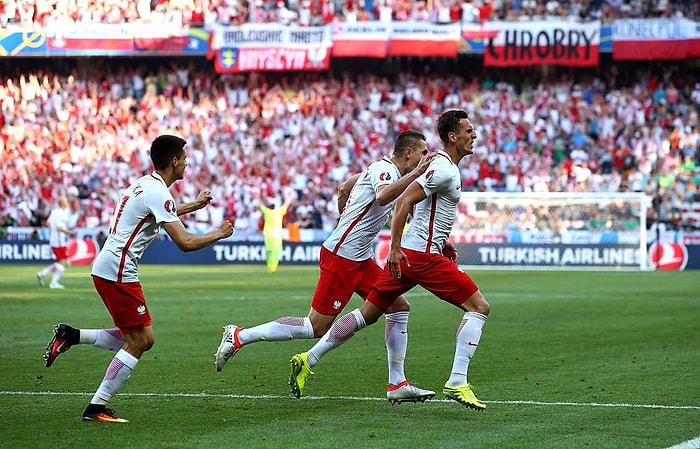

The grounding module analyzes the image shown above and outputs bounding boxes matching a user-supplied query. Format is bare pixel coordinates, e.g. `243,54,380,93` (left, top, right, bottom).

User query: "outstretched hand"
412,153,435,176
284,187,296,202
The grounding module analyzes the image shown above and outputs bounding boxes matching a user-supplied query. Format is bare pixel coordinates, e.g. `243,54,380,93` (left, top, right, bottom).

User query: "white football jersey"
92,172,180,283
402,150,461,254
47,206,71,248
323,157,400,261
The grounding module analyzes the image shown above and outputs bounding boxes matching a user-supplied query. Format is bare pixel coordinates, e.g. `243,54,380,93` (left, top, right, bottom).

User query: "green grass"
1,264,699,449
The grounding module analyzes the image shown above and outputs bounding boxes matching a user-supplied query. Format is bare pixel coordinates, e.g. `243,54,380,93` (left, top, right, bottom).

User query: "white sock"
238,317,314,345
385,311,409,385
39,263,57,277
447,312,487,388
80,329,124,351
50,264,65,285
90,349,139,404
307,309,366,369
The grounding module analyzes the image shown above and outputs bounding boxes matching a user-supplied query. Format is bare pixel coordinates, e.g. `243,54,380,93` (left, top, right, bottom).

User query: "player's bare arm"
376,153,433,206
282,187,294,209
162,219,234,252
337,173,361,212
57,225,78,237
386,182,427,279
176,191,214,216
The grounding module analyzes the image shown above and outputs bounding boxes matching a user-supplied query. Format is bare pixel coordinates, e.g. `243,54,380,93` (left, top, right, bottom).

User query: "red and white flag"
388,22,460,58
685,18,700,58
612,18,688,60
46,23,132,52
332,23,389,58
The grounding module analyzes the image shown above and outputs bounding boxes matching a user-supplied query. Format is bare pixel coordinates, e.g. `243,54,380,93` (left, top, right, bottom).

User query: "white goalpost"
453,192,653,270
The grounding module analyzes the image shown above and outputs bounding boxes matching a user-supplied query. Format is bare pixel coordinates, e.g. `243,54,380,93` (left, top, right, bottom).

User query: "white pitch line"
0,391,698,410
489,400,700,410
664,437,700,449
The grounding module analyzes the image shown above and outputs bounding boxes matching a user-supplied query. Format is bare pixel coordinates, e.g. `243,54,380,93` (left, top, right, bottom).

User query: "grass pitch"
0,264,698,449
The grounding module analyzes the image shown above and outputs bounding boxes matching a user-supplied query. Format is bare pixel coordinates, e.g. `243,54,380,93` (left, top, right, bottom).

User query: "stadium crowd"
1,57,699,239
2,0,699,28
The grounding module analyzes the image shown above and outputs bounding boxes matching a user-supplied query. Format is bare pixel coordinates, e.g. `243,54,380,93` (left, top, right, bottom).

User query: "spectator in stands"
3,0,700,26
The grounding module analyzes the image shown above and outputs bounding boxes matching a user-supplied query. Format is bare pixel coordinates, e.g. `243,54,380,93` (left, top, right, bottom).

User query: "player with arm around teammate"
289,109,491,410
42,135,234,423
215,130,436,404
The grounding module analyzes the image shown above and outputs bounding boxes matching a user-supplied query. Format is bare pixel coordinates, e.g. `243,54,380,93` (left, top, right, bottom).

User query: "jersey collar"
150,171,167,186
436,149,455,165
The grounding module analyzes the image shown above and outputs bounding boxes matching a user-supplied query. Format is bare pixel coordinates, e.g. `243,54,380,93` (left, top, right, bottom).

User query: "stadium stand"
0,1,699,239
1,57,698,237
1,0,699,27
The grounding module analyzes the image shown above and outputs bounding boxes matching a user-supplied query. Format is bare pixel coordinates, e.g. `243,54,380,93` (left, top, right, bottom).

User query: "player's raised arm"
177,190,213,216
376,152,432,206
162,216,233,252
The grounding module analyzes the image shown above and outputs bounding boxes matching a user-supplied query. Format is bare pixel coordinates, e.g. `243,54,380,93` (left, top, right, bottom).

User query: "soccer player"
215,130,436,404
258,189,293,273
43,135,234,423
289,109,491,410
36,196,77,289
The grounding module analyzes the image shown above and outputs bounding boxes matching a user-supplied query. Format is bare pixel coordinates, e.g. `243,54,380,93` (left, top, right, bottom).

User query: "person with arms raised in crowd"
36,196,77,289
215,130,436,404
43,135,234,423
289,109,491,410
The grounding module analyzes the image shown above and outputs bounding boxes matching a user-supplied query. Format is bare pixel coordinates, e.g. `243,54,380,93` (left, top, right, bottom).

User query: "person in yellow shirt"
257,189,293,273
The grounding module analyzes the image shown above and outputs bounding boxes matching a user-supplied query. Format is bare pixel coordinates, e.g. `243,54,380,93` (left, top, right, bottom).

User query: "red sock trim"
386,380,409,391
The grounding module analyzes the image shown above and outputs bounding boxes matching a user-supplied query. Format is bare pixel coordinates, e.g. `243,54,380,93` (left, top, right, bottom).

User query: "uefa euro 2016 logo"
164,199,177,214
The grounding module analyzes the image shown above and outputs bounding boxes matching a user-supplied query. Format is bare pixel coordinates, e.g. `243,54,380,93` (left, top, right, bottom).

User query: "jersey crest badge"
164,199,177,214
379,172,392,181
425,170,435,180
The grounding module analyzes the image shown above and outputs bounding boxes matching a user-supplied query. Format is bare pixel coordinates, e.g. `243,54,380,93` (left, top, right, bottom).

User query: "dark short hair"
393,129,426,156
437,109,470,144
150,135,187,170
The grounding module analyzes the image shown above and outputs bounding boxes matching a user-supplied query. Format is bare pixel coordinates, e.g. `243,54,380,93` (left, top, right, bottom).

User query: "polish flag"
612,18,689,60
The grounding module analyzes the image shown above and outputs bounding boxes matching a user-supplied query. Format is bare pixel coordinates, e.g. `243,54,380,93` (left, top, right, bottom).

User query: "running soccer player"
36,196,77,289
43,135,234,423
289,109,491,410
215,130,436,404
